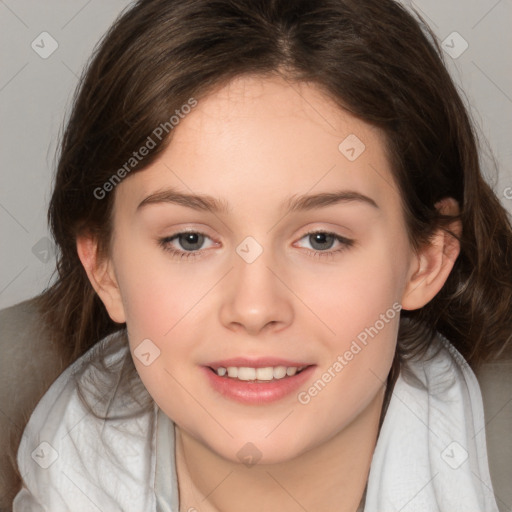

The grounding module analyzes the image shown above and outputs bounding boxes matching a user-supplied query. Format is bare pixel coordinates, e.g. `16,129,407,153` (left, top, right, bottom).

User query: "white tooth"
222,365,304,381
237,367,256,381
273,366,287,379
227,367,238,378
256,367,274,381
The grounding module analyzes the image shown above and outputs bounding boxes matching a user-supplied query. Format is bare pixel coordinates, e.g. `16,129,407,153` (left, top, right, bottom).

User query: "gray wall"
1,0,511,309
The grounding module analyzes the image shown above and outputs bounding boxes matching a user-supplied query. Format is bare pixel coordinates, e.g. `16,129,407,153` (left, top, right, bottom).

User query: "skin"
78,74,461,511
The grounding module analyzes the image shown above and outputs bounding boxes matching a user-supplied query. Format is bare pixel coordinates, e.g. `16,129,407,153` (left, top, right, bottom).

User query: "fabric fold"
364,333,499,511
13,330,499,511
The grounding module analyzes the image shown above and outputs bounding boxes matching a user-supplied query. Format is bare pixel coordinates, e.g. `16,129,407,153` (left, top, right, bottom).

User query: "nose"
218,248,294,336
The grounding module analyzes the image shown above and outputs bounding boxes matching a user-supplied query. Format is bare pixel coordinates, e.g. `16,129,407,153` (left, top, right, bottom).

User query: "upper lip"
206,357,313,370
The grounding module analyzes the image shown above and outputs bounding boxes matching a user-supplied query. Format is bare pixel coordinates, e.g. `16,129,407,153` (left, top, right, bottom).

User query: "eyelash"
158,230,354,261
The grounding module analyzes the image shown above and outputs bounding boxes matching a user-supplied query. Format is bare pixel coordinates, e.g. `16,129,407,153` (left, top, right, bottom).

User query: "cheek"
115,256,206,415
114,242,204,341
291,234,406,398
292,234,407,341
295,277,400,437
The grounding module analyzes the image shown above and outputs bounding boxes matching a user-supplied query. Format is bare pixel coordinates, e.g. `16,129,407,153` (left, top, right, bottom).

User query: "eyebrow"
137,187,379,214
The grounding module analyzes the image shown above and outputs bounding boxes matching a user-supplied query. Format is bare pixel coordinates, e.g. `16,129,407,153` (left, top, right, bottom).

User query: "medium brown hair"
38,0,512,368
8,0,512,503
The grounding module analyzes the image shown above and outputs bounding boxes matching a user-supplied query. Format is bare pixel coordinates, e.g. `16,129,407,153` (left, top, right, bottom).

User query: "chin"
202,429,315,467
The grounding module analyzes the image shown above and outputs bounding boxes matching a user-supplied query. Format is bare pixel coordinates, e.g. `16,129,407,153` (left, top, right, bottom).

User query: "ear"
401,197,462,311
76,235,126,323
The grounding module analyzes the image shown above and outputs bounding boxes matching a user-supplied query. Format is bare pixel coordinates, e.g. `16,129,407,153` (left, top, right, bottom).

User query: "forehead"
115,75,401,219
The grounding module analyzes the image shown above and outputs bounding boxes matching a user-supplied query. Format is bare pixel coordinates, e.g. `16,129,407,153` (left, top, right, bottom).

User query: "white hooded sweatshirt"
13,330,499,511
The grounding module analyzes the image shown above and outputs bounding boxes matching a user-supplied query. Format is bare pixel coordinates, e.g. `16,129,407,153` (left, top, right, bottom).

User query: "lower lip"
202,365,316,405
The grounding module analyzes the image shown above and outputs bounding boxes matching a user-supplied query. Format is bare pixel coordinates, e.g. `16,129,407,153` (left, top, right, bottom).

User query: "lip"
202,363,316,405
207,357,312,370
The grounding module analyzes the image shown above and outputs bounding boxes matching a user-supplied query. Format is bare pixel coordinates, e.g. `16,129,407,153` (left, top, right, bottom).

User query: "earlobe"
76,235,126,324
401,197,462,311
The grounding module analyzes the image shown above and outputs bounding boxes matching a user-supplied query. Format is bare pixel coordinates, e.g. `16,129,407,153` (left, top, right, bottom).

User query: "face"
100,75,418,464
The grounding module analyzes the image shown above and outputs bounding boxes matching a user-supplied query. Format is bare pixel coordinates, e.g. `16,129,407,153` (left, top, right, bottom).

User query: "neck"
175,385,386,512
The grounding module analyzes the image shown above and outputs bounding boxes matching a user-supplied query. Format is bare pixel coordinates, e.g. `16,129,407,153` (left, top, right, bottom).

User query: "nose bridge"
219,235,293,334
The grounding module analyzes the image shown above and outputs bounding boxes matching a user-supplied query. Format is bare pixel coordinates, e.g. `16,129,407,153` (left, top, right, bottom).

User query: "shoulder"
397,332,487,429
474,345,512,512
399,331,479,394
13,330,158,512
366,332,500,511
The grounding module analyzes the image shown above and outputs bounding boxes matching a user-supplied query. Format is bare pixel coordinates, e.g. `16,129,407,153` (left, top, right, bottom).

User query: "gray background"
1,0,511,309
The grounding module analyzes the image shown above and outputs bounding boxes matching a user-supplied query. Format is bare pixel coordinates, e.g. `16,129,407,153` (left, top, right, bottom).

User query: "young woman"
12,0,512,510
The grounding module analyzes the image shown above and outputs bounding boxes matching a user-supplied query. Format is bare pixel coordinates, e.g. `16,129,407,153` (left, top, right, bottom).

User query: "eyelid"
298,228,352,243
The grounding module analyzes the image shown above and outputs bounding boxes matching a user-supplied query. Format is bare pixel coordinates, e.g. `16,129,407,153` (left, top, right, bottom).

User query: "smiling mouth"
208,365,310,382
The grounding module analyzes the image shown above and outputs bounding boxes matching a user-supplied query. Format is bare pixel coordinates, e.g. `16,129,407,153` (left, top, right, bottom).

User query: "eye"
158,229,354,261
295,230,354,260
158,231,216,260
